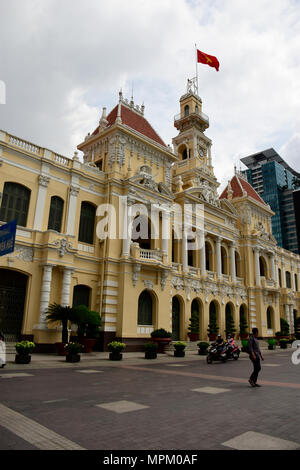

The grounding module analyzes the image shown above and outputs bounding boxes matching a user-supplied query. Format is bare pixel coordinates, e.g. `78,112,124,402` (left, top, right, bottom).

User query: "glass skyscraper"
241,148,300,254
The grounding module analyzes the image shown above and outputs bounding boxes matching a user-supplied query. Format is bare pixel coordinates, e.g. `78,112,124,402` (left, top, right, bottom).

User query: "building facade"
0,82,299,350
241,148,300,254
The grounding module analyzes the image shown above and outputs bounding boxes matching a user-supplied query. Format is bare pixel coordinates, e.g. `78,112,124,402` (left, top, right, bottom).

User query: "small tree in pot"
173,341,186,357
279,338,289,349
239,313,249,339
15,341,35,364
225,313,236,339
188,311,199,342
73,305,102,353
267,338,276,350
150,328,172,353
46,303,77,355
207,313,219,341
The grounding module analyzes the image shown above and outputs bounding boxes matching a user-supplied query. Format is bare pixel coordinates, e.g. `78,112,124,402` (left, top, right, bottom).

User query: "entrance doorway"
0,269,28,342
172,296,181,341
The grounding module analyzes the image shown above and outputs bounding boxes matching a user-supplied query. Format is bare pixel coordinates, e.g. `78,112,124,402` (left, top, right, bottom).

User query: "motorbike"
223,337,240,360
206,341,227,364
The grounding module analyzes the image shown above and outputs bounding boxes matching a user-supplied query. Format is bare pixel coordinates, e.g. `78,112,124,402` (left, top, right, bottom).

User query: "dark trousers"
250,356,261,383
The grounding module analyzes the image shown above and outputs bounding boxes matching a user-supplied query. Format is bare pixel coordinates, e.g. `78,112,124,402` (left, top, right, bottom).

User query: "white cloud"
0,0,299,189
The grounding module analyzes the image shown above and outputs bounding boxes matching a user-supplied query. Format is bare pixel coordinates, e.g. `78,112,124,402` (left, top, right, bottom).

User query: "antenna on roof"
130,82,134,107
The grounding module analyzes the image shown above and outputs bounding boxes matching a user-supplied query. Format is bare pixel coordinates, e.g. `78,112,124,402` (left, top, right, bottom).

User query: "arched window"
78,202,96,244
259,256,267,277
221,246,228,274
0,182,30,227
48,196,64,232
205,242,213,271
267,307,273,329
278,268,282,287
72,285,91,308
182,148,188,160
286,271,291,289
235,251,241,277
132,216,152,249
195,105,199,114
138,290,153,325
184,105,189,117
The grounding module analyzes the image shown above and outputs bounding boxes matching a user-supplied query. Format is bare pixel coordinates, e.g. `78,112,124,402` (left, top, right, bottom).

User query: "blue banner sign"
0,220,17,256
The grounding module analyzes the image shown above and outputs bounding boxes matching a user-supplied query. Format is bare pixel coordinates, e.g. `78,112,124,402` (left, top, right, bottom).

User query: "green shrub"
239,313,248,336
108,341,126,353
144,342,158,352
150,328,172,338
225,312,236,336
73,305,102,338
64,342,83,355
267,338,276,346
174,341,186,351
15,341,35,355
207,312,219,335
280,318,290,336
197,341,209,351
188,311,199,334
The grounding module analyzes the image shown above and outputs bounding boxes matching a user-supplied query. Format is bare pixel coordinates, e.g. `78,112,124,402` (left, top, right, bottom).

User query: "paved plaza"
0,349,300,450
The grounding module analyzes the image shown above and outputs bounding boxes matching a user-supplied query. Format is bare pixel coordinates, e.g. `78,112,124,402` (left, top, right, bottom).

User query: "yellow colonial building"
0,81,299,350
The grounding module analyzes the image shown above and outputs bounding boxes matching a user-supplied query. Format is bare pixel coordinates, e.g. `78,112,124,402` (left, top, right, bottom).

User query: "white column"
291,268,296,291
200,231,206,276
122,204,131,257
282,265,287,288
37,264,54,327
162,212,170,260
290,305,295,334
230,243,236,283
216,236,222,279
182,230,188,272
285,304,291,332
254,248,261,287
270,253,275,281
274,258,279,288
66,186,79,236
33,175,50,230
60,267,74,307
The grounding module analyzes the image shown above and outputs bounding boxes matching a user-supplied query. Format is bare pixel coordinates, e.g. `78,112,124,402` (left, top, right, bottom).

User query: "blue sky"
0,0,300,190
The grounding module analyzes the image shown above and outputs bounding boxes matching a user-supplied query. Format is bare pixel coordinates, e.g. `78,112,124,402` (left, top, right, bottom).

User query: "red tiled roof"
220,175,267,205
92,104,167,148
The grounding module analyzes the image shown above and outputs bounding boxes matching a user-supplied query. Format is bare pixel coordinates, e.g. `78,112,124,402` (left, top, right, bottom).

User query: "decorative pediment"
219,198,238,216
130,165,174,198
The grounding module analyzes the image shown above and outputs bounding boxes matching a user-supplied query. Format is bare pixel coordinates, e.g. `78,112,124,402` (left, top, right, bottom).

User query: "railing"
177,160,188,167
54,153,70,166
9,135,40,154
174,110,209,123
140,248,162,262
189,267,198,275
207,270,215,279
172,263,180,272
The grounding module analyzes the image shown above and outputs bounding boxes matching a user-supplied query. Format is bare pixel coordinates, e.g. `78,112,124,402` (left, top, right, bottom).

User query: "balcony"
174,110,209,124
140,248,162,262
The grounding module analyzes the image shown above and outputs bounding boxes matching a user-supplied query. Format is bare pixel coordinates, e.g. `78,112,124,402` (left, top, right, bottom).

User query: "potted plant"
239,313,249,339
241,339,249,353
174,341,186,357
188,310,199,342
73,305,102,353
295,317,300,340
46,303,78,355
279,338,289,349
267,338,276,350
225,312,236,339
197,341,209,355
144,342,158,359
150,328,172,353
108,341,126,361
64,342,83,362
15,341,35,364
207,313,219,341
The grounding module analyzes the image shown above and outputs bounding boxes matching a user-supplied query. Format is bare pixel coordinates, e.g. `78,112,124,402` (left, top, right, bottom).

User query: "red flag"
197,49,219,71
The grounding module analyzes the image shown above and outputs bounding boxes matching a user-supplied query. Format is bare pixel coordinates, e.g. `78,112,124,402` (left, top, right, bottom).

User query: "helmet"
217,334,222,337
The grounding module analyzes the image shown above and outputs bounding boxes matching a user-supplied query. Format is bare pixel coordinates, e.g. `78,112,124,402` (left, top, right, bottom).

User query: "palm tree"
46,303,77,343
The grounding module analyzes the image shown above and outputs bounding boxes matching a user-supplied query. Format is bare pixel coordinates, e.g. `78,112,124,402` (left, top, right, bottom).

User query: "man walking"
248,327,264,387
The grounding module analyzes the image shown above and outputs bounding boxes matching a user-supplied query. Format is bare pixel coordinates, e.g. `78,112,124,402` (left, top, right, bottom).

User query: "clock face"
198,145,204,157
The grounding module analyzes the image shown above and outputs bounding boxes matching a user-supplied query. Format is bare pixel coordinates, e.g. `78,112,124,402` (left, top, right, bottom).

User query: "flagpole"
195,43,198,94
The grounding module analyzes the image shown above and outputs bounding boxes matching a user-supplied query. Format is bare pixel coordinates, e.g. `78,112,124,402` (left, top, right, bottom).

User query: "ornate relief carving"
12,245,34,262
144,280,153,291
132,263,141,286
38,175,50,187
53,238,73,257
69,185,79,197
